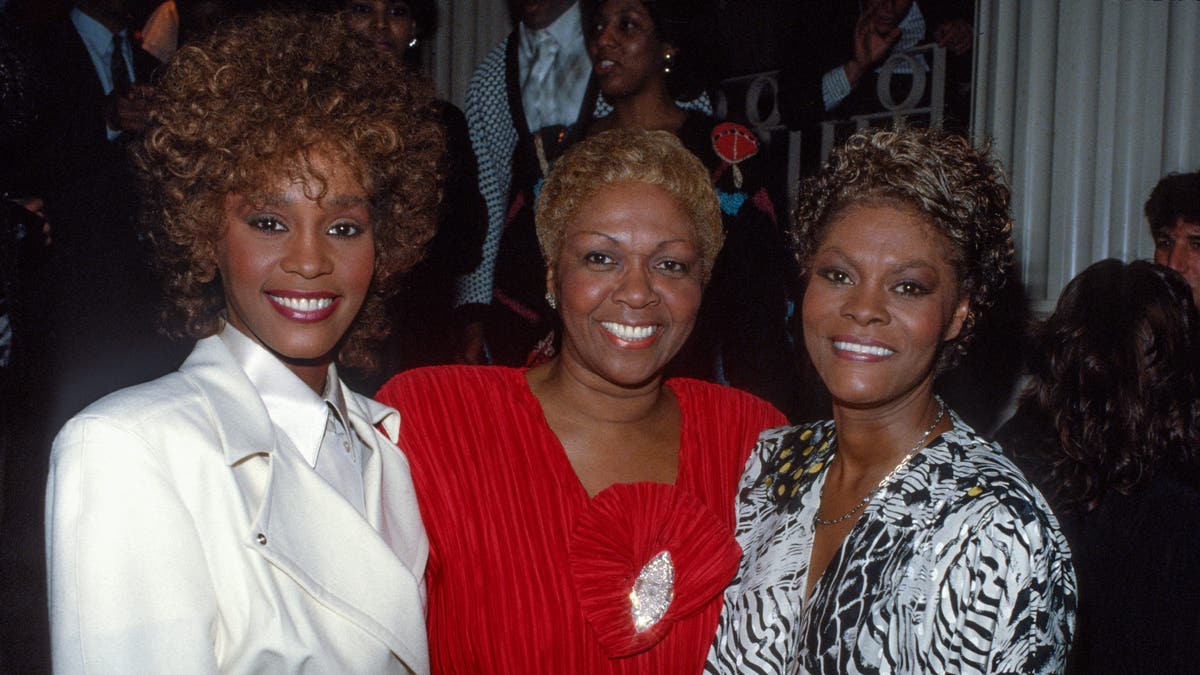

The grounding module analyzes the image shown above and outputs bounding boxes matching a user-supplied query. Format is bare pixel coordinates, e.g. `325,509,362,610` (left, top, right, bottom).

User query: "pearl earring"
663,51,673,74
408,37,418,48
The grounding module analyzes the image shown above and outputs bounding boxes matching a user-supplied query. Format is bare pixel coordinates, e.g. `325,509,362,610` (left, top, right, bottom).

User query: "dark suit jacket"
26,18,181,425
30,18,160,192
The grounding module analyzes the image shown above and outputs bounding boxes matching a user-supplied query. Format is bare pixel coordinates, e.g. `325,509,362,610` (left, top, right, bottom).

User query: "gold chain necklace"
814,398,947,527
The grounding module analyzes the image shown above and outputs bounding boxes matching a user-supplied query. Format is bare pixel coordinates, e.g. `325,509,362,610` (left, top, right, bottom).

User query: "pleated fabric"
376,366,786,674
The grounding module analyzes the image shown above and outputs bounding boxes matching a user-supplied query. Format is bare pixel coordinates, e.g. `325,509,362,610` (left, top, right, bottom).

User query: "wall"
973,0,1200,311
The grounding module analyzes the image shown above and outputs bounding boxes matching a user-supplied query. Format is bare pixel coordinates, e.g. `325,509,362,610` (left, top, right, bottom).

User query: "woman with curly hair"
996,259,1200,672
376,128,786,672
44,12,442,673
707,126,1076,673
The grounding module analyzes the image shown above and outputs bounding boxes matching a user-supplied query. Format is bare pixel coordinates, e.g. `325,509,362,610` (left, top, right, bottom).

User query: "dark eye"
584,251,615,267
1188,239,1200,252
817,267,851,285
248,216,286,233
1155,237,1173,251
893,280,930,296
328,221,365,238
656,259,689,274
388,3,411,18
346,2,371,15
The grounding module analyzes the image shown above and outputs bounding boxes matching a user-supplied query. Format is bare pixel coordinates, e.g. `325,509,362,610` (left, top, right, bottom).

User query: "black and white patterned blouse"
706,412,1077,674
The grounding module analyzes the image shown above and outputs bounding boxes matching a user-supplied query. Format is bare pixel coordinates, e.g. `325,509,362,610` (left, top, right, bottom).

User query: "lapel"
180,336,429,674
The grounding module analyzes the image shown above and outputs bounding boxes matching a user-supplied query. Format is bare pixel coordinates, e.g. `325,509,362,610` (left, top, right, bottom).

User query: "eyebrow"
571,231,695,249
242,193,370,208
818,247,939,273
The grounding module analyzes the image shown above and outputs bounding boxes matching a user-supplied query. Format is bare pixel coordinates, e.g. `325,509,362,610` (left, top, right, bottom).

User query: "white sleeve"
46,415,220,674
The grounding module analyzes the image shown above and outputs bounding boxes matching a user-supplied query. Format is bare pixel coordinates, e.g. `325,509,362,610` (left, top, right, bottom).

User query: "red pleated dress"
375,366,786,673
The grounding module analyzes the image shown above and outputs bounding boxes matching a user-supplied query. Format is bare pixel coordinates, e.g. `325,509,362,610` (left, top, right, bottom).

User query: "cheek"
345,244,377,299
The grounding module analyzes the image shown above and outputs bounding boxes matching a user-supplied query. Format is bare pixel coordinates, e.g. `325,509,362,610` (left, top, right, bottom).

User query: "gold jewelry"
814,397,947,527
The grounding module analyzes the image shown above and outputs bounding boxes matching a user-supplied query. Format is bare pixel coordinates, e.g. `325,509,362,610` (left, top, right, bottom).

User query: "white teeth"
601,322,659,341
599,60,615,68
834,340,894,357
270,295,334,312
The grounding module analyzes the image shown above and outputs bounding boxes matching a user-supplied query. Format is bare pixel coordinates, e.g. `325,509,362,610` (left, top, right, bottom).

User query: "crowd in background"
1,0,1197,673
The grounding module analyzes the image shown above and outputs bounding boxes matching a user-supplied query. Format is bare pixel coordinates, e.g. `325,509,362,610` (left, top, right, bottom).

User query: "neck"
829,385,945,482
607,82,684,132
283,360,331,395
528,356,668,426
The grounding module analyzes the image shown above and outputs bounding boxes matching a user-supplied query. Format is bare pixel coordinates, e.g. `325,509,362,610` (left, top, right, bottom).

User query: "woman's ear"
943,296,970,342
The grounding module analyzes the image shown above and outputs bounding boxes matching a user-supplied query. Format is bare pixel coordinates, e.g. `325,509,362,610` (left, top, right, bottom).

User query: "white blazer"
45,335,429,674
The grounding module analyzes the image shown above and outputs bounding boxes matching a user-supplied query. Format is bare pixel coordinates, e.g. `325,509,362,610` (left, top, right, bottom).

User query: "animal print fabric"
706,413,1076,674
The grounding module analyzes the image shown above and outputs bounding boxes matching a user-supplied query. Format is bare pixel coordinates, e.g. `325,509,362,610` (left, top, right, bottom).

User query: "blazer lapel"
181,336,429,674
248,441,429,674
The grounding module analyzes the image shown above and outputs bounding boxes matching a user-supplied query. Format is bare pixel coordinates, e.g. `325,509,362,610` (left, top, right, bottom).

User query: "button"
256,533,267,545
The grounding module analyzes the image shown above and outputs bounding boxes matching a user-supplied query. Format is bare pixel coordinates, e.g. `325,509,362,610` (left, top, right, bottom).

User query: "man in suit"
455,0,592,363
28,0,184,429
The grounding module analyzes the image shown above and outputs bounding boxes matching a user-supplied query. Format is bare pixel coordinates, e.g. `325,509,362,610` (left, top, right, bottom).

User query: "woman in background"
342,0,486,380
488,0,803,420
45,13,441,672
997,259,1200,673
708,126,1075,673
377,129,786,673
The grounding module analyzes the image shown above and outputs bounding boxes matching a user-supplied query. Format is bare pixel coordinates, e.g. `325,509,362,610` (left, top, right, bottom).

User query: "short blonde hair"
535,129,724,282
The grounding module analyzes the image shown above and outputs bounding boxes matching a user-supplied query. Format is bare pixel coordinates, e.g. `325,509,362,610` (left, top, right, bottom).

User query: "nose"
612,262,659,308
840,283,888,326
1165,244,1188,274
282,230,333,279
594,22,616,49
371,7,387,30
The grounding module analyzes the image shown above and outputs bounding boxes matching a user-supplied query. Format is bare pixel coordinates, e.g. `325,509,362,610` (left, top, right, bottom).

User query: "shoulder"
377,365,528,415
50,370,213,472
465,38,511,101
915,417,1071,566
668,378,787,427
749,420,836,491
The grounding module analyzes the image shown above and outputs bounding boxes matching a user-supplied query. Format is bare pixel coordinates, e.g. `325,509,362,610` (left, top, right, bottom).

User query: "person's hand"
847,8,902,85
455,320,487,365
933,19,973,56
104,83,154,134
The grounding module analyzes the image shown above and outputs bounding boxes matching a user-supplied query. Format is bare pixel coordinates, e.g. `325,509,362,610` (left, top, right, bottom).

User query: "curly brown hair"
792,126,1014,370
535,128,723,283
1020,260,1200,511
135,11,443,372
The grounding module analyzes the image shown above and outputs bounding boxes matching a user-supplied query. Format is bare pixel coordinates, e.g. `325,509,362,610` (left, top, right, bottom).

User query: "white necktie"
524,30,560,133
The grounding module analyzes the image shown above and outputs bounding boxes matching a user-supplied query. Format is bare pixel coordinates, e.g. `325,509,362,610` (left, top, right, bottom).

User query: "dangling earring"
663,51,673,74
545,291,557,310
408,37,418,48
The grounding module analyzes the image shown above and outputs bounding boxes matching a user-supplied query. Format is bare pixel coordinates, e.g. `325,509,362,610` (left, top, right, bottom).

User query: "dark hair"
1020,259,1200,511
135,11,443,372
1144,171,1200,234
792,125,1015,371
582,0,710,100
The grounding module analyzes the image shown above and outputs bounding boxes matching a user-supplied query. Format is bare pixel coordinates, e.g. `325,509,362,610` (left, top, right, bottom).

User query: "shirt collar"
70,6,124,52
519,1,583,57
219,322,335,468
